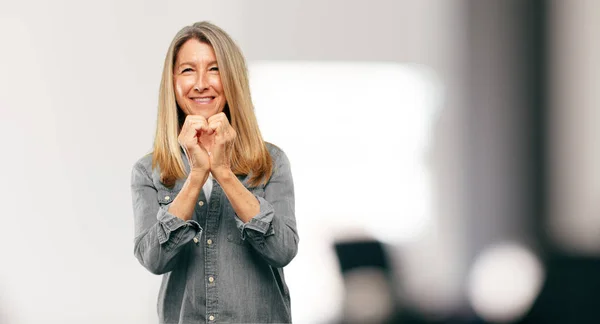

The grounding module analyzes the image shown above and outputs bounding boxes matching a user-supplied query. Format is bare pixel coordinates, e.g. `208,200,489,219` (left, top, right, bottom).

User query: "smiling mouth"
190,97,215,104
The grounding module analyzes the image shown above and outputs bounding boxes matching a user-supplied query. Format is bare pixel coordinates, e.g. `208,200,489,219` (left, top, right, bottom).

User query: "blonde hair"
152,21,273,188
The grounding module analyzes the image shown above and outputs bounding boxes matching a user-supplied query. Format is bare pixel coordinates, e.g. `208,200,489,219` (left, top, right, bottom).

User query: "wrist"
188,169,209,187
211,167,234,182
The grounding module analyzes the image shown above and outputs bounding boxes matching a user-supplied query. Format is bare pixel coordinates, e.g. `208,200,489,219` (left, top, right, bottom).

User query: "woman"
131,21,298,323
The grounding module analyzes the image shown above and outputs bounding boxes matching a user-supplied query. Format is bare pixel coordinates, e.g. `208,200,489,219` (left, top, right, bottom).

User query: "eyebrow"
177,60,218,68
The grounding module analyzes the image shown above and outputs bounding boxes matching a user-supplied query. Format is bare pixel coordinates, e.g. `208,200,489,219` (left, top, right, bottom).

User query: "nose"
194,71,209,92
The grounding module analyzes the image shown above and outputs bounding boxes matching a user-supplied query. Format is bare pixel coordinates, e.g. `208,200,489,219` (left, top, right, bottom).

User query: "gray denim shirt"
131,143,298,323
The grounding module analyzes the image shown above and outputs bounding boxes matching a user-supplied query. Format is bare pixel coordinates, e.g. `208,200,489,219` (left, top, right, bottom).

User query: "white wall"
548,0,600,255
0,1,467,322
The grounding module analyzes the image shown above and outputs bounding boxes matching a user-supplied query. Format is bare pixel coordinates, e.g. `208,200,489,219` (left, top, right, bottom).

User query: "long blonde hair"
152,21,272,188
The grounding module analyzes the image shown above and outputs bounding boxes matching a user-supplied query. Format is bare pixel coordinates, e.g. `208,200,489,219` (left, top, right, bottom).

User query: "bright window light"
249,61,442,323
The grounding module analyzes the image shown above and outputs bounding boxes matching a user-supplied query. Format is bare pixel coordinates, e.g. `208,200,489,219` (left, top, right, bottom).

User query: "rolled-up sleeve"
234,149,298,268
131,162,202,275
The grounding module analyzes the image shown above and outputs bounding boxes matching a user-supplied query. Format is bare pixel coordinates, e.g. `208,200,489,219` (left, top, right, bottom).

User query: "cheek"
174,79,188,97
173,79,192,104
210,76,224,93
172,81,189,114
174,82,182,98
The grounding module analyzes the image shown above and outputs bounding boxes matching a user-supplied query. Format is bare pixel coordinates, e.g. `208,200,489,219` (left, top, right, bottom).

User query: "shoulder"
265,142,287,163
264,142,291,172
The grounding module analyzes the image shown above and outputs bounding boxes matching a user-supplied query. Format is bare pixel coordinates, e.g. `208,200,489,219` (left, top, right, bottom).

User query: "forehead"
176,38,216,64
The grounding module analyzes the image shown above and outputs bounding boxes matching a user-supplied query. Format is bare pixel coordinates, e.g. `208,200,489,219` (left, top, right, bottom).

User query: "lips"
190,97,215,104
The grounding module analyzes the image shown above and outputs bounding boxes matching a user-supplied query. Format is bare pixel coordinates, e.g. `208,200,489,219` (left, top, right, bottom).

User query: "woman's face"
173,39,226,119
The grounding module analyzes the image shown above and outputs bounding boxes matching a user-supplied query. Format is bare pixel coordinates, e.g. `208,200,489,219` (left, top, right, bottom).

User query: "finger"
208,112,230,126
190,116,212,135
184,115,208,130
180,123,207,148
180,115,206,136
185,114,208,122
187,115,208,124
208,112,225,124
208,120,222,133
207,112,224,122
190,121,208,133
203,125,215,136
192,120,211,138
209,121,226,143
211,113,235,138
179,122,198,143
213,120,234,144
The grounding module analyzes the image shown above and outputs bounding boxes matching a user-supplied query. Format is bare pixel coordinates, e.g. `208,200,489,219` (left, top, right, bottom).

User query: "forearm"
134,221,198,274
213,168,260,223
131,163,204,275
242,206,299,268
168,170,209,221
212,149,298,267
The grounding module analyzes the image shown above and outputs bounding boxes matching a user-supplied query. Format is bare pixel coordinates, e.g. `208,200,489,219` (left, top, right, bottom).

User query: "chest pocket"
226,186,266,245
157,189,178,206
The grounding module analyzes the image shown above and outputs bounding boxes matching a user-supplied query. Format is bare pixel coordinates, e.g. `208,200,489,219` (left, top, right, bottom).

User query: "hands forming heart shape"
197,127,215,154
178,112,237,176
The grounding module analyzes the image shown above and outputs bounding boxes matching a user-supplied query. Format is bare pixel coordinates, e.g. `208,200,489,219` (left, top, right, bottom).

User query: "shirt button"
208,276,214,283
164,195,170,201
193,237,199,244
198,201,204,206
209,315,215,321
207,239,213,245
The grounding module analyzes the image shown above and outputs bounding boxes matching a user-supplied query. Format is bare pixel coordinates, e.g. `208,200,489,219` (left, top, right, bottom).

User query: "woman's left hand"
207,112,236,178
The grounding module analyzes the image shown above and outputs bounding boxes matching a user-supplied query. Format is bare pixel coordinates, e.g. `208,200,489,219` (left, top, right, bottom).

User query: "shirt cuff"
156,205,201,245
234,196,275,240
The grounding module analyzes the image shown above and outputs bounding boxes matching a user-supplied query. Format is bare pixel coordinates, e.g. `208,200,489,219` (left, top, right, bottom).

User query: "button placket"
205,184,221,319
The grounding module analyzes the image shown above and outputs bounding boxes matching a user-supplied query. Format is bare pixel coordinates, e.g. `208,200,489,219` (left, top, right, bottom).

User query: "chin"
189,108,219,119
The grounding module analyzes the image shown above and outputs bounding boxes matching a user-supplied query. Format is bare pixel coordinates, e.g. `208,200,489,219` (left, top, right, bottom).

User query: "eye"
209,66,219,72
182,68,193,73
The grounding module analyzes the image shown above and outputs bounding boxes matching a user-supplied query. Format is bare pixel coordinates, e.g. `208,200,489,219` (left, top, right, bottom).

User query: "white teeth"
193,97,212,103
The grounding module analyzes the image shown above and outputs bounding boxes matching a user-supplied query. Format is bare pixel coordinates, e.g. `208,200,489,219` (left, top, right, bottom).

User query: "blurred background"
1,0,599,323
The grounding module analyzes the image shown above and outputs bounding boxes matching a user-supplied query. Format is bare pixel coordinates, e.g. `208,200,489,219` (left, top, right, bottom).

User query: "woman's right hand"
178,115,211,174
